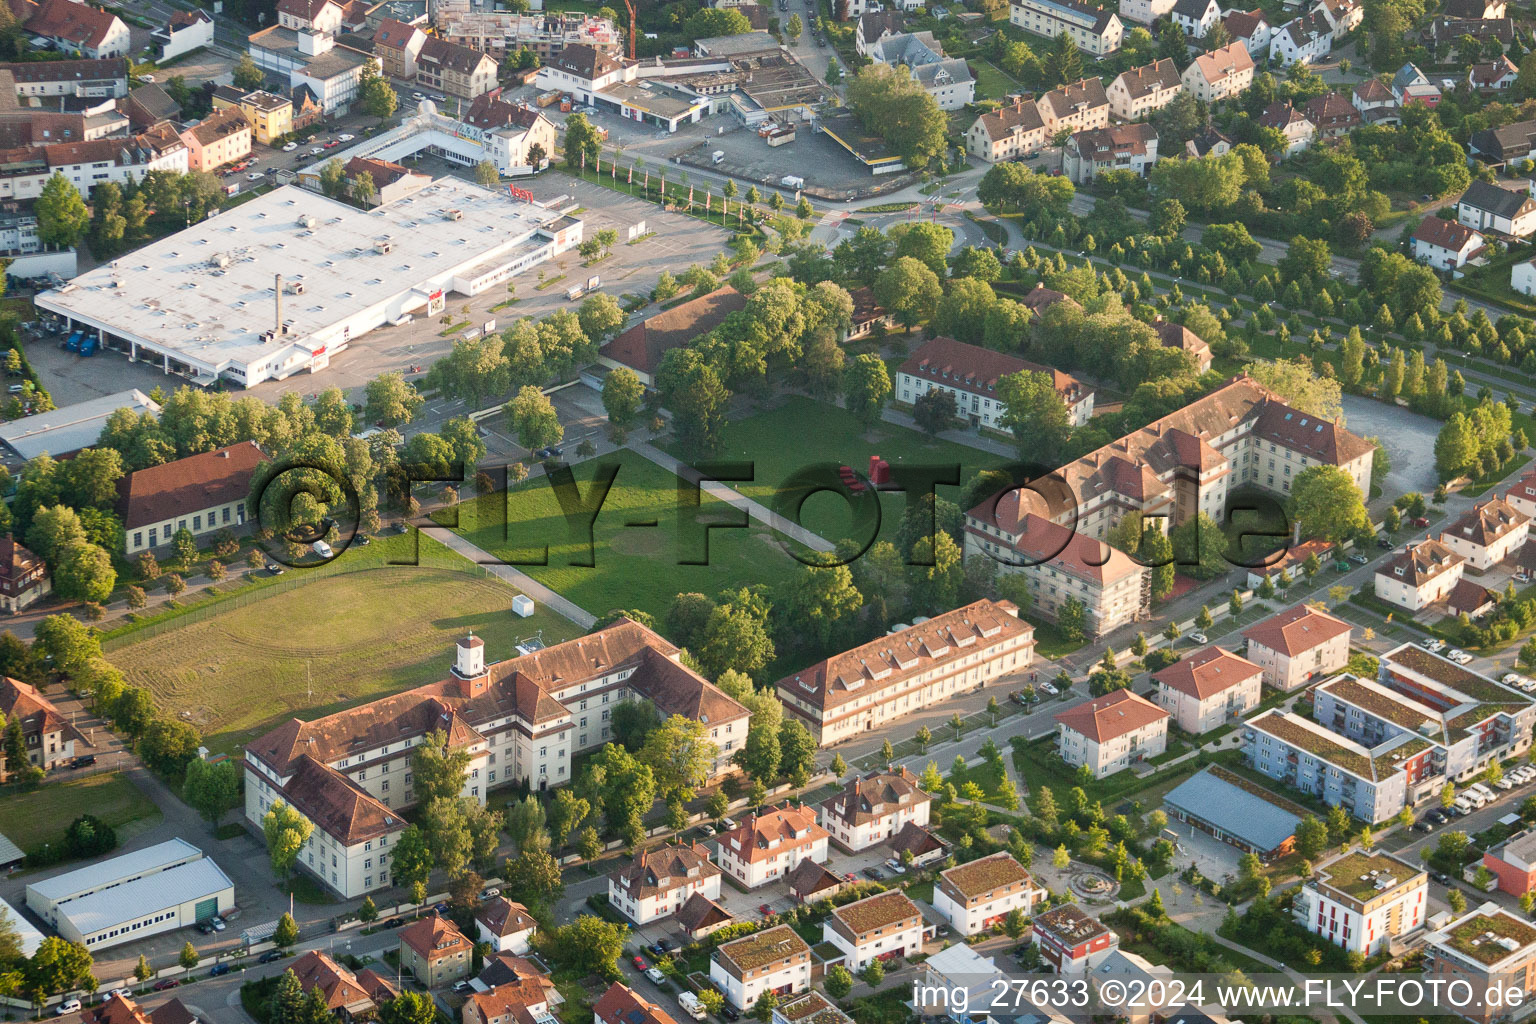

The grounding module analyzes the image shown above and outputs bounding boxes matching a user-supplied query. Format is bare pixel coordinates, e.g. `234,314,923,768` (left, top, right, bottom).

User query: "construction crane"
623,0,636,58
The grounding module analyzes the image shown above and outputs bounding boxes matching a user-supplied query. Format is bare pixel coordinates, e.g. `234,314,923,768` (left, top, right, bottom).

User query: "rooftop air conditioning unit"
261,329,276,343
297,214,317,228
445,209,464,221
208,253,230,268
286,280,306,295
375,239,394,254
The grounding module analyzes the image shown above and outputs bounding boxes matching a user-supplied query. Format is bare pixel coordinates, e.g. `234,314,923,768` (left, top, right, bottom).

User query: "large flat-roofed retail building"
34,178,583,388
25,838,234,950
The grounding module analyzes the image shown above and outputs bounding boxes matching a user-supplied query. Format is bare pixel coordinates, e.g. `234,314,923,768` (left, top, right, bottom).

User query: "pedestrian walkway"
420,525,597,628
879,405,1017,458
627,437,835,553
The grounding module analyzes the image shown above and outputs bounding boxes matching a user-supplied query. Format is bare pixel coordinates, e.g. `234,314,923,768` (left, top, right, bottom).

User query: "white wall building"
607,843,722,925
709,926,810,1011
715,806,829,889
1151,645,1264,734
1241,604,1352,691
1293,851,1428,955
932,853,1042,936
822,891,927,972
818,769,931,852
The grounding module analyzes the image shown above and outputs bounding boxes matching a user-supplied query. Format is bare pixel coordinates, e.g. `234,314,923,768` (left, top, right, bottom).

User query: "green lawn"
109,532,582,755
449,448,804,621
658,396,1010,549
0,774,160,852
972,61,1021,101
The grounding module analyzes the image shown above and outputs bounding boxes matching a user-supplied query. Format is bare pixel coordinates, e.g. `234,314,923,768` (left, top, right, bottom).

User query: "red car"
632,956,647,970
758,903,772,917
324,140,341,148
153,981,178,991
1412,516,1430,527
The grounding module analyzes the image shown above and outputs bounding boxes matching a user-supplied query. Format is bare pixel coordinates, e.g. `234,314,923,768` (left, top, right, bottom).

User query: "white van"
1464,789,1488,809
1471,782,1497,801
677,993,706,1020
312,540,334,559
1453,796,1474,815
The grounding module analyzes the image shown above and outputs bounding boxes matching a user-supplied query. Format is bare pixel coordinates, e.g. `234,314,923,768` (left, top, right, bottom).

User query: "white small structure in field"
512,595,535,617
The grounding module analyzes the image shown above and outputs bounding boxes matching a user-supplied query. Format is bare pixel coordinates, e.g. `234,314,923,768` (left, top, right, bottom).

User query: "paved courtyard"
1339,393,1441,498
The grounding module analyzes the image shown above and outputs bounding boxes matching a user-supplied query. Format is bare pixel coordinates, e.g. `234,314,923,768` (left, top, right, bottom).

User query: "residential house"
595,285,746,386
855,9,904,55
1391,62,1441,107
1315,0,1363,37
532,43,629,105
1106,59,1182,121
1036,76,1110,133
1185,126,1232,157
276,0,344,33
675,892,734,941
1425,14,1513,48
1054,690,1170,778
25,0,129,58
1423,903,1536,1023
1032,904,1119,973
965,98,1046,161
1256,100,1313,155
474,898,537,954
1168,0,1220,39
245,27,377,115
414,37,499,101
211,89,293,146
1241,602,1350,691
460,94,558,173
1063,123,1158,183
608,842,722,925
769,994,852,1024
708,925,810,1011
1019,281,1080,320
1304,92,1360,137
1151,316,1213,371
7,56,127,100
1446,0,1505,15
179,108,251,173
1223,8,1271,57
1353,78,1399,124
344,156,431,206
819,768,931,852
786,860,846,906
1375,539,1466,611
1471,118,1536,166
775,599,1034,747
822,890,925,971
372,18,426,79
1008,0,1123,55
1151,645,1264,734
714,805,829,889
1482,829,1536,896
886,821,948,868
1412,216,1486,272
1269,11,1332,66
846,286,896,340
932,853,1041,935
117,441,263,556
867,32,974,110
0,678,80,778
285,951,398,1021
398,916,472,988
0,538,48,615
896,336,1094,428
1439,498,1530,571
593,983,679,1024
1116,0,1175,24
1470,54,1519,92
1181,43,1254,103
153,10,214,62
461,964,560,1024
1504,468,1536,520
1294,851,1428,955
1459,179,1536,238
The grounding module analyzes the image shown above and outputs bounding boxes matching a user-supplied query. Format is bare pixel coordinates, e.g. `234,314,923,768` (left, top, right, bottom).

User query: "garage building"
25,838,234,950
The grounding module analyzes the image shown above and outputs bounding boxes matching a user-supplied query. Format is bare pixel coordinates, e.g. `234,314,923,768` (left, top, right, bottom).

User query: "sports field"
452,448,804,620
660,396,1012,546
109,537,580,755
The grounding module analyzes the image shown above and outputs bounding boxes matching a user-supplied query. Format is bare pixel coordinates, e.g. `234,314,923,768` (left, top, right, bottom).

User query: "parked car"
153,981,178,992
1412,516,1430,527
644,967,665,985
267,563,285,574
71,755,96,768
382,917,403,928
57,1000,81,1015
862,866,883,881
1188,632,1208,644
632,956,647,970
1349,553,1368,564
1039,682,1058,696
757,903,772,916
338,134,355,141
282,142,298,151
210,916,226,931
260,950,284,963
479,887,500,901
309,147,323,156
108,991,132,1002
1377,537,1394,549
197,921,214,935
209,963,231,977
1452,650,1474,664
884,858,906,874
434,902,451,915
720,1006,739,1022
452,981,474,995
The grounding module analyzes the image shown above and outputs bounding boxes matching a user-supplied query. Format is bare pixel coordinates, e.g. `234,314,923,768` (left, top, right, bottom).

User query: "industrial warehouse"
33,176,583,388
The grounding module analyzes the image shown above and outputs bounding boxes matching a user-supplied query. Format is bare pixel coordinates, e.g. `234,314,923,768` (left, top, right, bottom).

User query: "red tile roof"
1413,215,1482,253
1241,603,1351,656
598,286,745,376
594,983,680,1024
26,0,120,50
398,915,472,961
1054,689,1168,742
718,804,827,865
116,441,264,531
1152,645,1263,700
898,336,1088,406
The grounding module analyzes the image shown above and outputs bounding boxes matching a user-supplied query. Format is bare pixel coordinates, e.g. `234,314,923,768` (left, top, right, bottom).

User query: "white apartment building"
1241,603,1352,691
1063,124,1159,184
933,853,1042,936
896,336,1094,429
823,890,927,971
819,769,932,852
709,926,811,1011
607,842,722,925
1181,43,1254,103
965,98,1046,161
1106,59,1182,121
1117,0,1175,24
1293,851,1428,955
1412,216,1487,272
1504,469,1536,521
1009,0,1123,54
1055,690,1170,779
776,599,1034,746
1151,645,1264,734
715,806,830,889
1438,498,1530,571
1375,539,1465,612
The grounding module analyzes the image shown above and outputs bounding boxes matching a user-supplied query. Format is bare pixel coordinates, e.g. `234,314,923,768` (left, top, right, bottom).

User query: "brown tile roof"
675,890,733,932
1413,215,1482,253
345,155,415,189
775,600,1031,713
26,0,120,49
1153,646,1263,700
1304,92,1360,130
939,852,1031,899
1354,78,1394,103
399,915,472,961
1242,603,1350,656
1222,8,1267,38
417,35,494,76
609,841,720,901
0,677,80,744
820,768,930,828
1258,100,1311,131
548,42,624,81
464,94,546,131
715,924,808,974
899,336,1089,406
146,1000,194,1024
972,98,1043,142
1018,282,1079,319
1379,538,1464,588
594,983,680,1024
281,755,403,845
353,970,399,1005
276,0,337,20
372,17,421,51
719,804,828,865
185,107,250,146
116,441,265,531
1471,54,1518,87
1152,318,1212,366
169,9,211,29
598,286,745,376
886,821,946,859
464,959,556,1017
1190,42,1254,85
786,857,844,899
1445,497,1529,548
0,538,44,590
1038,77,1108,121
1447,578,1496,616
830,889,920,934
285,951,378,1012
847,285,887,325
1112,59,1179,100
1054,689,1168,743
475,897,537,938
965,502,1145,585
0,56,125,83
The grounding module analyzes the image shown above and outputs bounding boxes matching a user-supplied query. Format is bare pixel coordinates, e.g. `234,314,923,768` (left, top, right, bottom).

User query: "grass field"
0,774,160,851
450,448,805,621
109,534,581,755
659,396,1011,548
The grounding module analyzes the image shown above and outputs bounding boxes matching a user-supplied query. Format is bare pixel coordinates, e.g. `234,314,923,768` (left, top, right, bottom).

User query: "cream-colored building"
819,769,932,852
932,853,1043,935
1055,690,1169,779
1241,604,1352,691
1439,498,1530,572
118,441,264,555
1107,59,1182,121
715,806,830,889
709,925,810,1011
965,98,1046,161
1375,539,1466,612
823,890,926,971
1009,0,1123,54
1180,43,1255,104
1151,646,1263,734
776,599,1034,747
607,842,722,925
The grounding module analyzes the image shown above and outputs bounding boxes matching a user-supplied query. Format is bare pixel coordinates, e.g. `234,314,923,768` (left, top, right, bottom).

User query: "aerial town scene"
7,0,1536,1019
